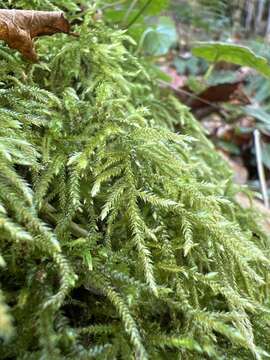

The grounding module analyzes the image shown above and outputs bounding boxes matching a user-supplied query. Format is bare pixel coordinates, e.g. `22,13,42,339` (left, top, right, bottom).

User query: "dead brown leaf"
188,81,247,110
0,10,71,61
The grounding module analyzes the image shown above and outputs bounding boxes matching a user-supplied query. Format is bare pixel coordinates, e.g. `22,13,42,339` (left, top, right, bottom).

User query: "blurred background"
97,0,270,210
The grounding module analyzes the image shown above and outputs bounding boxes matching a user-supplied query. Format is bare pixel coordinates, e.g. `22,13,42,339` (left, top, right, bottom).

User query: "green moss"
0,1,269,359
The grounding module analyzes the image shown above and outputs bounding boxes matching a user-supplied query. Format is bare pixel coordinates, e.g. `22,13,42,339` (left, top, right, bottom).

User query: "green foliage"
139,16,177,56
243,106,270,132
103,0,169,25
171,0,232,34
102,0,172,53
0,1,270,360
192,42,270,78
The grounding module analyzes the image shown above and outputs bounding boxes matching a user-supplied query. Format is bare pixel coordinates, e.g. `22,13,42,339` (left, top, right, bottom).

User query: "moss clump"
0,1,270,359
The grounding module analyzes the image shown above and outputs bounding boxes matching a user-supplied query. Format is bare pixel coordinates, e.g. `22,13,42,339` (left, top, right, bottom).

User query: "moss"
0,1,269,359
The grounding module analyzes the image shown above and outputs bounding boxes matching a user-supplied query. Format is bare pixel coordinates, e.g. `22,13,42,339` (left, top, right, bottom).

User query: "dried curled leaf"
0,10,71,61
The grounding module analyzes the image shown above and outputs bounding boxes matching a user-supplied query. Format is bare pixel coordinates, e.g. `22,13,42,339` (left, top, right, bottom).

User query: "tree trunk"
266,2,270,37
245,0,255,32
256,0,265,33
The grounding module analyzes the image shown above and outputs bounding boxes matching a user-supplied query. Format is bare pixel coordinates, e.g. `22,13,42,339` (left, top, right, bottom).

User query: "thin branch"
101,0,126,10
158,80,226,111
254,129,269,208
126,0,153,28
41,203,89,238
123,0,138,24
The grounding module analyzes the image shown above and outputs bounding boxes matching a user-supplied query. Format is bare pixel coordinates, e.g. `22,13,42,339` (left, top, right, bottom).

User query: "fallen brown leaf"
0,10,71,61
188,81,246,110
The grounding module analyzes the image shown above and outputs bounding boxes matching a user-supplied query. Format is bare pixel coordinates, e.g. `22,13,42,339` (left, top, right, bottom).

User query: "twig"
127,0,153,28
158,80,226,111
101,0,126,10
254,129,269,208
69,32,80,38
123,0,138,24
41,203,89,238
